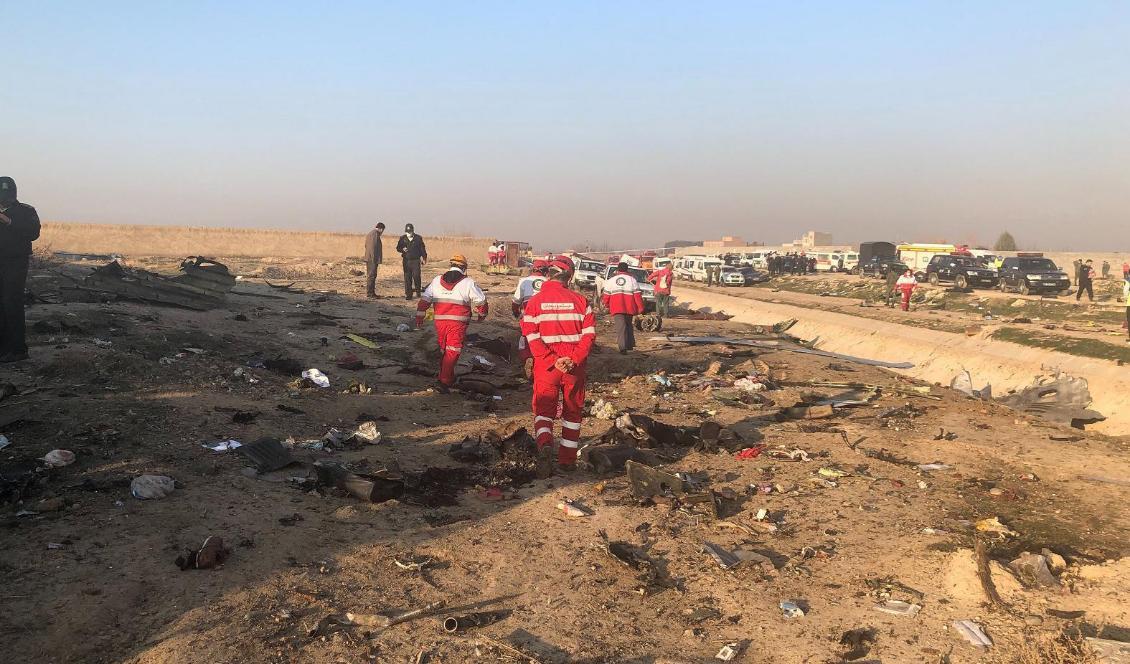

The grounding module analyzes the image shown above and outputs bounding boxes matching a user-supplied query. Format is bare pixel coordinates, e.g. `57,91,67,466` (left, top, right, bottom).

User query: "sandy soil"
2,257,1129,663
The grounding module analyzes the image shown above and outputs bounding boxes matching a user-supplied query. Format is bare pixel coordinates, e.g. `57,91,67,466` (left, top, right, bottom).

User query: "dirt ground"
2,257,1129,664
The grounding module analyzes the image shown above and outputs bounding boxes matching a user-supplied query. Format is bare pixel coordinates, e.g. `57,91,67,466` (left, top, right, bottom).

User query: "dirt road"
2,257,1128,663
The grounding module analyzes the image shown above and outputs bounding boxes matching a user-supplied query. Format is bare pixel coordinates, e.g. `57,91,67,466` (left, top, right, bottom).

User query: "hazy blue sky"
4,1,1128,250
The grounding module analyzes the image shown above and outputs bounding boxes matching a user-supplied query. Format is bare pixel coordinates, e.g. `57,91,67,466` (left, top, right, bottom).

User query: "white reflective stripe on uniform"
526,332,541,340
559,438,579,448
431,295,470,304
541,334,582,343
584,306,593,315
434,314,471,321
534,416,553,424
524,312,583,323
580,326,596,335
535,427,553,438
561,420,581,431
444,346,462,354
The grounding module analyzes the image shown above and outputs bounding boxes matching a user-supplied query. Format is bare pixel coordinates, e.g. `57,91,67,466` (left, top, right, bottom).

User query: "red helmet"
548,254,575,277
532,259,549,273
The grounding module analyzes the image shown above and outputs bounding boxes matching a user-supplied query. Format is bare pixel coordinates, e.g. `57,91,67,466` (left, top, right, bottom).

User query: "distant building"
703,235,748,248
793,231,833,248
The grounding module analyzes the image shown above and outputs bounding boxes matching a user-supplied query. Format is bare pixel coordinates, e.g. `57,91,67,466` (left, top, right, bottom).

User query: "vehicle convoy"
998,253,1071,295
594,264,655,311
572,259,606,290
925,253,999,289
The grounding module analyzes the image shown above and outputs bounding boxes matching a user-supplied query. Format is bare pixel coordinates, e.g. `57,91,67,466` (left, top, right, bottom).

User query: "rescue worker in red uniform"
512,259,549,377
415,254,488,392
601,262,644,353
647,263,674,318
520,256,596,475
896,269,917,312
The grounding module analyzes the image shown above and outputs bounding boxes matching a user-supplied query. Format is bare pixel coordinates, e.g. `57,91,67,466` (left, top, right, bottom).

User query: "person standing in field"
1102,260,1111,279
0,177,40,363
1123,260,1129,279
1072,258,1082,287
363,222,385,298
896,269,917,311
884,267,900,307
414,254,488,392
520,255,596,476
396,223,427,300
648,262,674,318
1077,259,1095,302
602,262,644,353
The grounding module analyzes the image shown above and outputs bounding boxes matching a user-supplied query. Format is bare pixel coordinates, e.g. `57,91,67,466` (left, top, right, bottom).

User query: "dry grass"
1006,631,1100,664
40,222,493,260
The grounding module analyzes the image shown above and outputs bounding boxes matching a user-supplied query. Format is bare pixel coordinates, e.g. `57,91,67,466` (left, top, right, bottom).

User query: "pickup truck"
571,259,607,291
594,265,655,312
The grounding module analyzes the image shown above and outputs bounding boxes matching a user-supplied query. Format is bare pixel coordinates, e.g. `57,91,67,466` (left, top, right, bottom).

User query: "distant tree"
993,232,1017,252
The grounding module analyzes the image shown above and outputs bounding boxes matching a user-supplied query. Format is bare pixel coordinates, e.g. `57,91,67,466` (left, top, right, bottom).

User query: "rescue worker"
520,255,596,475
602,262,644,353
1102,260,1111,280
396,223,427,300
487,241,499,269
363,222,385,298
512,259,549,376
496,241,506,273
1077,259,1095,302
0,177,40,363
896,269,917,311
648,262,674,318
415,254,487,392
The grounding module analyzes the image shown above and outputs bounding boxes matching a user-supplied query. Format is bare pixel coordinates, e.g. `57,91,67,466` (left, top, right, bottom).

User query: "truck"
898,243,956,276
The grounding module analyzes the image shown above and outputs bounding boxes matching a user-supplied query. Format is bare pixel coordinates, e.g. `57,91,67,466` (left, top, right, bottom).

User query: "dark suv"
925,254,998,289
858,256,904,278
998,255,1070,295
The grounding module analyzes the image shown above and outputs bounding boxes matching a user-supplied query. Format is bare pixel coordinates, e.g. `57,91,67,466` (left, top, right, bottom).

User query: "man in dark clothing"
1077,259,1095,302
395,223,427,300
0,177,41,362
363,222,385,298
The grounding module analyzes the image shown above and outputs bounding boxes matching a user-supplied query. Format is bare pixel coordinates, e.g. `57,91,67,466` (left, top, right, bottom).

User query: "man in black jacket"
395,223,427,300
363,222,385,298
0,177,41,362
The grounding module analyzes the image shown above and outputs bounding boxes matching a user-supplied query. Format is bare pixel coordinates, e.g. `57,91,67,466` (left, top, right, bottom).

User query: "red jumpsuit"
520,280,596,465
896,274,917,311
416,269,488,386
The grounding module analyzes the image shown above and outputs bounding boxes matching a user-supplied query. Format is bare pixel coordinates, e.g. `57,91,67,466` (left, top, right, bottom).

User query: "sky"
3,1,1129,251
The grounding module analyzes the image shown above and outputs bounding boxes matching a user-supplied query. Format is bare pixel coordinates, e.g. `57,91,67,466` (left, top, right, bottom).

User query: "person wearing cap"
1123,273,1130,341
520,255,596,475
512,259,549,376
415,254,488,391
601,261,645,353
396,223,428,300
487,241,499,270
0,177,41,363
363,222,385,298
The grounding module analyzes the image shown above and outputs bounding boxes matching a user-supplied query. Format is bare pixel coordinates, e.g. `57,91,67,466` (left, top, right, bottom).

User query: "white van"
675,255,722,282
738,251,769,269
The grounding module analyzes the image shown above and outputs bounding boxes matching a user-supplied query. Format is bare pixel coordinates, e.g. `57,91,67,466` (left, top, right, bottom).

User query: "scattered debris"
74,257,235,310
998,373,1105,428
591,399,617,420
0,435,10,451
557,499,592,518
41,450,76,468
237,438,295,472
131,475,176,500
202,439,242,452
176,535,229,570
952,619,992,648
1009,552,1060,588
442,610,512,633
874,600,921,616
975,516,1018,537
301,368,331,388
314,461,404,503
779,600,805,618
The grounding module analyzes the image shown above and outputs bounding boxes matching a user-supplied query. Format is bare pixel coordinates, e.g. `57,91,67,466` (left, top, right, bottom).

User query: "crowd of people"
765,251,818,276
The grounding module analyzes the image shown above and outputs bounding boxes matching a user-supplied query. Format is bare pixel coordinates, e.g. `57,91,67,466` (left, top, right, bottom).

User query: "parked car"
925,254,999,289
858,255,906,278
738,266,769,285
594,265,656,311
572,259,606,291
719,266,746,286
998,254,1071,295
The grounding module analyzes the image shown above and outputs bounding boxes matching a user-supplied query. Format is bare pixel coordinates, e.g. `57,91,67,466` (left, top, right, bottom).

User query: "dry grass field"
39,222,493,261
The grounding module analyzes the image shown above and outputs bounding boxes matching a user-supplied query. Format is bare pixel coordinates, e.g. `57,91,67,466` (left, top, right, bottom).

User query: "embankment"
675,288,1130,435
